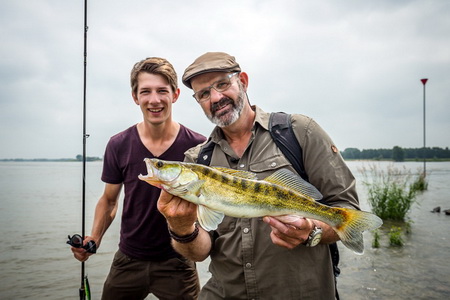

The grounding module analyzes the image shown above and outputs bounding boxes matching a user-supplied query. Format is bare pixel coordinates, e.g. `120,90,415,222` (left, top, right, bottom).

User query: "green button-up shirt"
185,106,360,300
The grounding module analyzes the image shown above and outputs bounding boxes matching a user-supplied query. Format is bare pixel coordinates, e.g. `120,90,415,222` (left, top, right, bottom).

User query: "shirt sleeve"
292,114,360,210
101,137,124,184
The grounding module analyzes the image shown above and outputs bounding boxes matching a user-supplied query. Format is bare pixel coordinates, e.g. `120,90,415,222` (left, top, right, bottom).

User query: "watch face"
307,226,322,247
310,233,322,247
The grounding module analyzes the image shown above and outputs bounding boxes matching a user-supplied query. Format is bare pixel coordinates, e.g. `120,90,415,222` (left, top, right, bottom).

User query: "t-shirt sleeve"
101,137,123,184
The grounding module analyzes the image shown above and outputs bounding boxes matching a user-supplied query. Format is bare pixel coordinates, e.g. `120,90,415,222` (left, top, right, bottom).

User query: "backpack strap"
269,112,308,181
197,138,215,166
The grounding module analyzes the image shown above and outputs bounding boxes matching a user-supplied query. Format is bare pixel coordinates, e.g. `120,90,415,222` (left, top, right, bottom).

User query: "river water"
0,160,449,299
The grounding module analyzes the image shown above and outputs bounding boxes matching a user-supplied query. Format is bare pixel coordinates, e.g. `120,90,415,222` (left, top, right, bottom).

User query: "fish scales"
139,158,383,254
193,165,333,218
179,163,336,219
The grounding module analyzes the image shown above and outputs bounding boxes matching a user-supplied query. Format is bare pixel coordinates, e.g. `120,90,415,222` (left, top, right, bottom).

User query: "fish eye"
156,161,164,168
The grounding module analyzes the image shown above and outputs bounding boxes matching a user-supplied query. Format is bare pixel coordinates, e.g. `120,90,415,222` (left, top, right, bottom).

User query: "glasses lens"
213,79,231,93
194,73,237,103
196,90,210,102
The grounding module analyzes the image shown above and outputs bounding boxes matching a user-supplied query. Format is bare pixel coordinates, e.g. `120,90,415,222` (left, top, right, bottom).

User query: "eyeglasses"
192,72,239,103
67,234,97,253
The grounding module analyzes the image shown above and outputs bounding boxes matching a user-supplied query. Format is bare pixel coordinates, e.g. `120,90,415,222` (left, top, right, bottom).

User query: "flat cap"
182,52,241,89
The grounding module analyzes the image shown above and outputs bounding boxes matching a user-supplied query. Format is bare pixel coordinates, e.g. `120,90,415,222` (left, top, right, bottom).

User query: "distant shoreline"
3,146,449,163
2,158,449,162
0,157,102,162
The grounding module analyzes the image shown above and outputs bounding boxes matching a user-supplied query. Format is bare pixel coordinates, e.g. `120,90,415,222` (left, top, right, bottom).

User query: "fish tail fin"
333,208,383,254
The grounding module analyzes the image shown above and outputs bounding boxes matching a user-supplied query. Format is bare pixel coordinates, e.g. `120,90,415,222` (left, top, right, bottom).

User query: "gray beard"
206,90,245,128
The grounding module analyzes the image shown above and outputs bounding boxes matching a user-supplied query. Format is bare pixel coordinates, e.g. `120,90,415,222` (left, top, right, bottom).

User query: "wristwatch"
305,222,322,247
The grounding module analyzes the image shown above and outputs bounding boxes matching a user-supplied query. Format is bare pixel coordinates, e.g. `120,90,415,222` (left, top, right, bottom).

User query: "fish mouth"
138,158,157,183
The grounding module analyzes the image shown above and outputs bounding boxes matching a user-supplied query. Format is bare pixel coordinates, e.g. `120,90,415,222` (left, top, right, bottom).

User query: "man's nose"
209,88,223,103
148,92,160,103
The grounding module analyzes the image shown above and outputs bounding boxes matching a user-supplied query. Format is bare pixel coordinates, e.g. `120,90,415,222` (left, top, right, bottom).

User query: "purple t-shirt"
101,124,206,260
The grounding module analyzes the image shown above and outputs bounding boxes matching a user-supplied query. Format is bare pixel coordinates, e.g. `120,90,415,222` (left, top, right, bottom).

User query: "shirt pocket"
215,215,236,236
249,154,292,178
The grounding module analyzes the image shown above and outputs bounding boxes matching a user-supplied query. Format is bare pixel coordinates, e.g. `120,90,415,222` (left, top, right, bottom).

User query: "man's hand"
70,235,98,262
263,216,314,249
157,190,198,235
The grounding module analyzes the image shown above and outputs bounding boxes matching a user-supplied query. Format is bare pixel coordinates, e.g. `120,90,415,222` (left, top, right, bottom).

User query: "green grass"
361,164,427,249
410,173,428,192
389,226,404,247
372,230,380,248
360,164,426,221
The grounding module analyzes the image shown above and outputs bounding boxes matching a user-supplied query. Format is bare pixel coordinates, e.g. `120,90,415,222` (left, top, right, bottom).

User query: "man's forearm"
171,227,212,262
90,196,118,243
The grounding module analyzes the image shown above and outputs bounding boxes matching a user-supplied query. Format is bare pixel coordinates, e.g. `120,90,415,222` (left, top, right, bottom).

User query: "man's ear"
172,88,180,104
238,72,249,92
132,92,139,105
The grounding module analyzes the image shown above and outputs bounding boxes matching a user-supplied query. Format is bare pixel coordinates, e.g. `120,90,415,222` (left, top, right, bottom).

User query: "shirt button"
245,263,252,268
243,228,249,234
239,164,245,168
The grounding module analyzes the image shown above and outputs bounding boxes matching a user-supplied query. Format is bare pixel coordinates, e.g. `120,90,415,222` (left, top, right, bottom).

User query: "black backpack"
196,112,340,298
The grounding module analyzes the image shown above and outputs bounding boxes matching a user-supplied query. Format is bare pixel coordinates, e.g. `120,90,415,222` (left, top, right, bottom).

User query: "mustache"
211,97,234,114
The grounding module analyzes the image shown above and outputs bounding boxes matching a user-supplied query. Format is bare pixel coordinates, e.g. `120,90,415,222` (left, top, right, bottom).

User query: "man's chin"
212,114,238,128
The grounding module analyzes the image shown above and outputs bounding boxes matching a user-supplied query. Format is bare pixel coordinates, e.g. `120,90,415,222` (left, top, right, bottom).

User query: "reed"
389,226,404,247
360,164,422,221
372,229,380,248
410,173,428,192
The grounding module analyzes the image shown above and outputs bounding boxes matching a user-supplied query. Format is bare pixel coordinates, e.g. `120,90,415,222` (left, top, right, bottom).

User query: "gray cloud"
1,0,449,159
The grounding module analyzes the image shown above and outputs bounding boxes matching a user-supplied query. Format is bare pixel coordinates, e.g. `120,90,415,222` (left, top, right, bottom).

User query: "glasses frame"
192,72,239,103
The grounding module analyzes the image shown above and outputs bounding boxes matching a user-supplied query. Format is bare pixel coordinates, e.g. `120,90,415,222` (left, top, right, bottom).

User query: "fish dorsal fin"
213,167,258,180
197,205,225,231
264,169,323,201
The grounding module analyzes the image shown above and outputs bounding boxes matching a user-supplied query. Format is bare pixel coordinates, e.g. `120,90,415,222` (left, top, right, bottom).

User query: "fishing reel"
67,234,97,254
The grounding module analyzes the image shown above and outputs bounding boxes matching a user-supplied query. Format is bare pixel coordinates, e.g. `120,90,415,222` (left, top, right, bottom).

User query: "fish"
138,158,383,254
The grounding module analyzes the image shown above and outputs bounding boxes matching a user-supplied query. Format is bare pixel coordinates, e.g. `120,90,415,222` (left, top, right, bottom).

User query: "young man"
71,57,206,299
157,52,360,299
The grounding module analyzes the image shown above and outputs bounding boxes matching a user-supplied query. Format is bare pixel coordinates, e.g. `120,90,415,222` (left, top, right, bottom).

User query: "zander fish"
139,158,382,254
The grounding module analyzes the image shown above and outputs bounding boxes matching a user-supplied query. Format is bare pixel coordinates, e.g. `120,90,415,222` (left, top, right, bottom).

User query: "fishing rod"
67,2,96,298
81,0,88,298
66,0,92,299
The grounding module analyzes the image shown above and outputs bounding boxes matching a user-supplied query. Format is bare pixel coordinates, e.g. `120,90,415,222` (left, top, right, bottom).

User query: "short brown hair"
130,57,178,95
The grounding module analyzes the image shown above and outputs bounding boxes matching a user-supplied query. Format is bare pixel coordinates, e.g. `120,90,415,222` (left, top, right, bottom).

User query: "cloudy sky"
1,0,449,159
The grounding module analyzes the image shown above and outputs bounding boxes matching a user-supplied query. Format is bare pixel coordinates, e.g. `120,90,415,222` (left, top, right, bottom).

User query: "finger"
70,246,84,254
264,217,297,235
72,250,88,262
266,216,312,236
82,236,96,246
273,216,310,230
269,231,298,250
264,216,308,247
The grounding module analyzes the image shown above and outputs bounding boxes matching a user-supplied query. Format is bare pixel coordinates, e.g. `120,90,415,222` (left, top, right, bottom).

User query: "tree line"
341,146,450,162
75,155,102,161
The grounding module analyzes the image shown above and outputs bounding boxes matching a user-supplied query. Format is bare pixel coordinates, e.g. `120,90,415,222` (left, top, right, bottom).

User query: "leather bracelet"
168,223,199,244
